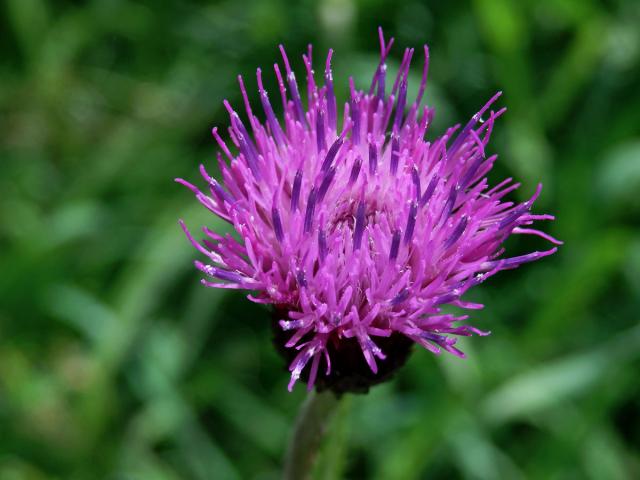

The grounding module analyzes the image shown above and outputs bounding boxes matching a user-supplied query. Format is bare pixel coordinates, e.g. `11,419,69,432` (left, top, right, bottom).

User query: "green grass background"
1,0,639,478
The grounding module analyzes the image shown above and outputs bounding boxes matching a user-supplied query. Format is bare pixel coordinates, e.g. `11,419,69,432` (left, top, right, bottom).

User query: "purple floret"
178,28,561,392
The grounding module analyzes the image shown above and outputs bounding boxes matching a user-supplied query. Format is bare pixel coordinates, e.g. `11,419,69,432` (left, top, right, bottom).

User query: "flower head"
178,29,561,393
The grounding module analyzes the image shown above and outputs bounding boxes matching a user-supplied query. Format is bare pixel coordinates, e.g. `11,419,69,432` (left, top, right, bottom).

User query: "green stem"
283,390,341,480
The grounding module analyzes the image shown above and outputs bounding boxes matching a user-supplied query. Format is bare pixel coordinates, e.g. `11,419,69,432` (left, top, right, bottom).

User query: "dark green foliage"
1,0,639,478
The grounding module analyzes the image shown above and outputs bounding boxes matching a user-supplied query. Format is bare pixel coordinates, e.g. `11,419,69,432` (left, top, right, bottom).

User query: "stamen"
513,228,564,245
318,229,327,263
459,153,485,188
317,166,336,202
302,45,316,104
393,76,408,132
325,49,337,131
296,268,308,287
421,332,456,347
370,27,395,101
256,68,286,145
353,201,366,250
195,261,245,284
434,292,458,305
271,206,284,242
178,176,202,199
316,108,326,153
498,206,526,230
488,248,558,269
321,135,344,172
179,219,215,259
391,48,413,98
273,63,287,112
403,202,418,245
390,135,400,175
210,179,235,205
376,63,387,102
391,288,409,305
348,157,362,186
349,78,361,145
237,75,257,135
415,45,430,107
291,169,302,212
445,215,468,249
369,141,377,175
304,188,317,233
448,91,502,158
224,100,261,179
420,174,439,207
442,187,457,219
211,127,234,162
411,166,421,201
389,229,401,260
279,45,307,127
498,184,541,229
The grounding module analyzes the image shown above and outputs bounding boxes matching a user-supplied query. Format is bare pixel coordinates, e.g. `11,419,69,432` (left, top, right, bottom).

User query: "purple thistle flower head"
178,29,561,393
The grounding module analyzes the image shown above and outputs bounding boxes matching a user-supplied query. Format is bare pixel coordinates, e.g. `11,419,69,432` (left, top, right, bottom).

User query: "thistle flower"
178,29,561,393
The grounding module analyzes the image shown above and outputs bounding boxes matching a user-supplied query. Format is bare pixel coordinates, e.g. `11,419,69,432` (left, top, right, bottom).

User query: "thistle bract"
178,29,561,393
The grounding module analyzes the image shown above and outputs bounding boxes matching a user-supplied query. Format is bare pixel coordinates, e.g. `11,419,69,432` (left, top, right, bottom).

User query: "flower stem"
283,390,341,480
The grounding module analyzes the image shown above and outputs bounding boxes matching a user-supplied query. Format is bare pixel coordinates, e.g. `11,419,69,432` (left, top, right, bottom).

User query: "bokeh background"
1,0,640,478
